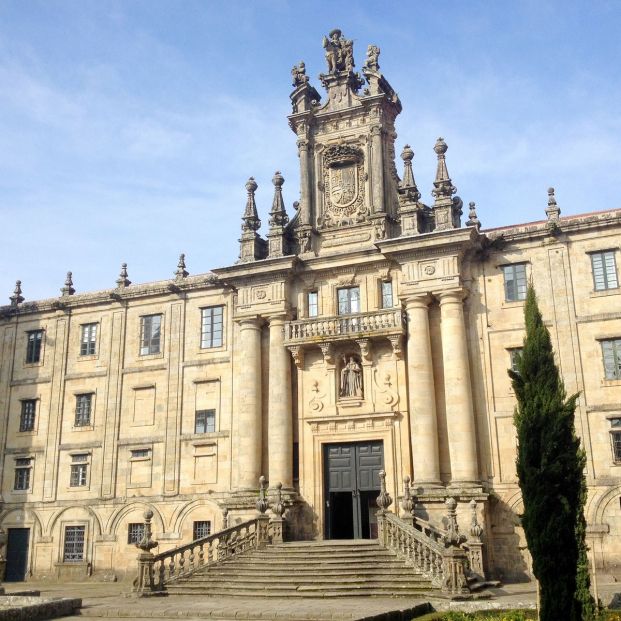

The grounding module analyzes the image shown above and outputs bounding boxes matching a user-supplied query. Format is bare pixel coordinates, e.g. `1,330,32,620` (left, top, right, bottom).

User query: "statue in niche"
291,61,309,87
340,355,363,398
322,29,353,74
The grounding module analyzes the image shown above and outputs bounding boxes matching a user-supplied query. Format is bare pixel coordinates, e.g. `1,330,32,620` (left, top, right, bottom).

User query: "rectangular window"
195,409,216,434
26,330,43,363
337,287,360,315
127,523,145,545
19,400,36,432
611,418,621,462
140,315,162,356
193,520,211,540
80,323,98,356
69,454,89,487
14,458,32,491
307,291,318,318
74,394,92,427
63,526,85,562
508,348,523,372
201,306,223,349
591,250,619,291
502,264,527,302
602,338,621,380
130,448,150,459
381,281,393,308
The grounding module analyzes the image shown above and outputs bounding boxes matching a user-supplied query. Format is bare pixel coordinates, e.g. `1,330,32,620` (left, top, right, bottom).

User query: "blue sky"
1,1,620,301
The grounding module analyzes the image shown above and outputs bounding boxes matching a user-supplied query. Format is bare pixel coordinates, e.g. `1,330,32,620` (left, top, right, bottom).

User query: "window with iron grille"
381,281,393,308
195,410,216,434
69,455,88,487
193,520,211,540
140,315,162,356
602,338,621,380
19,400,36,432
508,348,523,372
611,418,621,462
80,323,98,356
127,523,145,544
201,306,224,348
74,394,92,427
307,291,318,317
63,526,85,562
26,330,43,363
337,287,360,315
14,458,32,491
591,250,619,291
502,264,527,302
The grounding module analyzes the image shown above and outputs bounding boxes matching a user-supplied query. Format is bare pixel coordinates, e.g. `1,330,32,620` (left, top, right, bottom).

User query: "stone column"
405,295,441,487
268,316,293,488
237,318,263,489
370,126,384,213
437,290,479,484
297,138,312,227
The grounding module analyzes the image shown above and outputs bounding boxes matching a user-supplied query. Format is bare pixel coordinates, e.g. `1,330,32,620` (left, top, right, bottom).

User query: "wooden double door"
324,441,384,539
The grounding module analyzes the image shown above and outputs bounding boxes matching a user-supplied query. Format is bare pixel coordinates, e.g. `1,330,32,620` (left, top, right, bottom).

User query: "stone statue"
364,45,380,71
340,356,363,398
291,61,309,87
322,29,353,74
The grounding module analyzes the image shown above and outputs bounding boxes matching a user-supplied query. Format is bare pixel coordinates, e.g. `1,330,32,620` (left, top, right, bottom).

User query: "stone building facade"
0,30,620,583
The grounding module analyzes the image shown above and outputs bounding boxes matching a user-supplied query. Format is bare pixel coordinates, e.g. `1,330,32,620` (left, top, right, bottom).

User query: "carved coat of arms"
329,165,358,208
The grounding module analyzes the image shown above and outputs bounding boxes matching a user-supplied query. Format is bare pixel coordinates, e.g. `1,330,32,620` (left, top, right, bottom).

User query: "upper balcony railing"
284,308,405,345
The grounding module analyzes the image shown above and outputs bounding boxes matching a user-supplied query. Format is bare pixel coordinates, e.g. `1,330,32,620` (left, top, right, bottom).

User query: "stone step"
185,573,429,585
166,584,434,597
232,550,397,561
200,566,426,578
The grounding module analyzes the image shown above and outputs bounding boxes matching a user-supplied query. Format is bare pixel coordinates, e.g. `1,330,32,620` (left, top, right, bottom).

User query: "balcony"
284,308,406,346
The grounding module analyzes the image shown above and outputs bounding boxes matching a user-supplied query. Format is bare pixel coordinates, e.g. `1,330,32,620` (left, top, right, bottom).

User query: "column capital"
237,316,263,330
436,288,467,304
403,293,433,309
266,313,290,326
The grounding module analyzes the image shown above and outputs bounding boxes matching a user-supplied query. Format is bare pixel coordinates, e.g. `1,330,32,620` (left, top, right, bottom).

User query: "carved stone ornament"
256,476,269,514
339,355,363,398
320,145,366,228
291,61,309,87
322,29,354,74
309,379,326,412
376,470,393,513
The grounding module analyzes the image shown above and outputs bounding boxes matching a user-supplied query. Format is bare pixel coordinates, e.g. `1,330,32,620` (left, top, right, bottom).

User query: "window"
201,306,223,349
127,523,145,545
381,281,393,308
337,287,360,315
193,520,211,540
307,291,318,318
591,251,619,291
130,448,150,459
14,458,32,491
195,409,216,434
508,348,523,372
69,454,88,487
63,526,85,562
140,315,162,356
80,323,97,356
26,330,43,363
502,264,527,302
611,418,621,462
19,400,36,432
74,394,92,427
602,338,621,380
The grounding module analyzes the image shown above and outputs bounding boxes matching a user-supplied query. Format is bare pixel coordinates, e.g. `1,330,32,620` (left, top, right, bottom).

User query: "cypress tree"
508,284,595,621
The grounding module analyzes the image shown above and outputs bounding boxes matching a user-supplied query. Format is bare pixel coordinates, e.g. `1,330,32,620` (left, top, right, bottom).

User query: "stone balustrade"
284,309,405,344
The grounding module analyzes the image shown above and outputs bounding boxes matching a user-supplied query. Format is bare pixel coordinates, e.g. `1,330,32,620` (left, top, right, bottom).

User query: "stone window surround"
24,327,45,367
199,305,225,350
13,455,34,492
608,417,621,464
139,313,164,358
588,249,619,292
73,391,96,429
68,451,91,489
18,398,38,433
596,336,621,382
499,262,528,303
79,322,99,357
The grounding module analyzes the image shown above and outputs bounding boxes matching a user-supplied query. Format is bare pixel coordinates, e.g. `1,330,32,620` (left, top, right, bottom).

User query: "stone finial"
376,470,393,513
442,497,466,547
272,482,286,519
431,137,457,202
399,145,421,201
256,476,269,514
116,263,131,288
268,171,289,228
546,187,561,222
136,509,158,552
364,44,380,71
291,61,309,87
61,271,75,296
9,280,24,306
241,177,261,233
175,253,188,280
401,475,415,516
469,499,483,541
465,201,481,230
222,508,229,530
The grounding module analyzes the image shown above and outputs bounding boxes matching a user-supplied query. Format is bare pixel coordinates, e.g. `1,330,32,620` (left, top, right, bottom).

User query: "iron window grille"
80,323,98,356
127,523,145,544
19,400,36,432
200,306,224,348
193,520,212,540
26,330,43,363
502,264,527,302
140,315,162,356
63,526,85,562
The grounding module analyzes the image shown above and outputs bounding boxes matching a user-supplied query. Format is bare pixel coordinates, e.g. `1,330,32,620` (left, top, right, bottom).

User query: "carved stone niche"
319,145,367,229
337,353,364,403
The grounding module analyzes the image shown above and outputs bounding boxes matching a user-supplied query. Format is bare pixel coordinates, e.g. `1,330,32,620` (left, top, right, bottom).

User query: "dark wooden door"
5,528,29,581
324,441,383,539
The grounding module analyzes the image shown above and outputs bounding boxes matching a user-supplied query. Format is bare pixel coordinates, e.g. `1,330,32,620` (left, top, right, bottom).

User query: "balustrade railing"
285,308,405,343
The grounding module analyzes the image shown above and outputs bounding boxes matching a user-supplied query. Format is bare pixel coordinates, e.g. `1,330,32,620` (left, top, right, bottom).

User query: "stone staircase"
165,539,436,597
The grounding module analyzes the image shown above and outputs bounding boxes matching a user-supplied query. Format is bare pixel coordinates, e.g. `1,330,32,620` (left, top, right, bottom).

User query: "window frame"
139,314,162,356
601,338,621,380
193,520,212,540
13,457,32,491
25,329,43,364
19,399,37,433
63,525,86,562
337,286,361,315
200,306,224,349
307,291,319,318
195,409,216,434
610,418,621,463
590,250,619,292
508,347,523,373
80,323,98,356
74,393,93,427
380,281,393,309
69,454,89,488
501,263,528,302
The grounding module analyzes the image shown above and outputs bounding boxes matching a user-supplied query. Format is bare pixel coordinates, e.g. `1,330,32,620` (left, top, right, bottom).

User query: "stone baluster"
405,295,441,487
256,476,271,549
270,482,287,544
437,290,479,485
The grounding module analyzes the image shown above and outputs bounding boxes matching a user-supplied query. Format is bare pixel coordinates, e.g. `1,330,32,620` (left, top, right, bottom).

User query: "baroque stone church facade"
1,30,620,583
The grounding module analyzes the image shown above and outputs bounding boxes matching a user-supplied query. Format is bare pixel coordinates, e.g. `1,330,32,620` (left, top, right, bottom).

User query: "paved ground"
4,579,621,620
